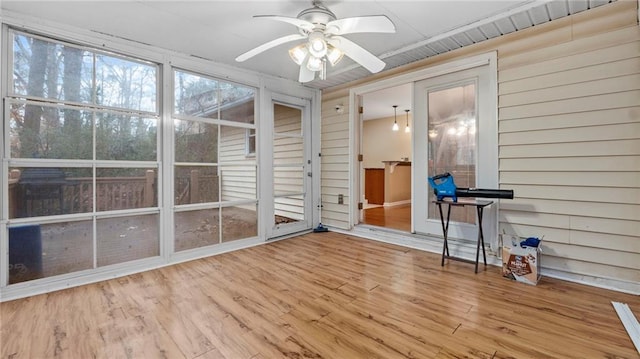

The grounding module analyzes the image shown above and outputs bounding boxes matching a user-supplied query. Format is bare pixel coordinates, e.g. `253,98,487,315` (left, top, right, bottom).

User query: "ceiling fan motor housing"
297,5,336,31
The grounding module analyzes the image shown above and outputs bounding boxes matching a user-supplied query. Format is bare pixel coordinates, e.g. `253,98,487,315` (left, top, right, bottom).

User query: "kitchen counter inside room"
382,160,411,206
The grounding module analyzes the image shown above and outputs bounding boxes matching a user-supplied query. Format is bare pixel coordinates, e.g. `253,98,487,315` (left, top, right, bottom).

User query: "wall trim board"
335,227,640,295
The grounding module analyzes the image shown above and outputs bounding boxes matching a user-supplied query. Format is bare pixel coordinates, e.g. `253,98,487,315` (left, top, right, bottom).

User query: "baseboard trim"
333,225,640,295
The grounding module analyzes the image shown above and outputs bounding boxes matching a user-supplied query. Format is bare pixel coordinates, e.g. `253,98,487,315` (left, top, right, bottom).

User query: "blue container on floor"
9,225,43,283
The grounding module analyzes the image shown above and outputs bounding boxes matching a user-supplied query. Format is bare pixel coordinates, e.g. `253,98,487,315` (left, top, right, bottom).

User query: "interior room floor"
2,232,639,358
362,203,411,232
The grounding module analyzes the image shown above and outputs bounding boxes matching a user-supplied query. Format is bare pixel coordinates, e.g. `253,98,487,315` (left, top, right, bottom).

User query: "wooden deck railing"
9,170,157,218
67,170,156,213
9,169,220,218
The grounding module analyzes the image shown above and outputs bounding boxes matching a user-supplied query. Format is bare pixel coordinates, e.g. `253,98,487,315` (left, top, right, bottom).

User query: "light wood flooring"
2,232,639,358
362,204,411,232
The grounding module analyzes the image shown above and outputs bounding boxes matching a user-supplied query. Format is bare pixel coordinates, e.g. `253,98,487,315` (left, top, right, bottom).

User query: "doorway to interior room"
356,53,498,244
359,84,412,232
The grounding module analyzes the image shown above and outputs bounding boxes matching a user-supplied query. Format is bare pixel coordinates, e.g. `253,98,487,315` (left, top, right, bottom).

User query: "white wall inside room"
362,116,412,169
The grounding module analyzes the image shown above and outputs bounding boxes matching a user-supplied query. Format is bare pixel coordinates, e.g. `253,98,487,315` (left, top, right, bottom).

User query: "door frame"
262,92,314,239
348,52,498,245
413,65,497,242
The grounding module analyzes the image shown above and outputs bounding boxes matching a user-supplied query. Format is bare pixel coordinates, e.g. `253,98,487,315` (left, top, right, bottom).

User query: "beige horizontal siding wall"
497,2,640,290
321,1,640,291
320,96,350,229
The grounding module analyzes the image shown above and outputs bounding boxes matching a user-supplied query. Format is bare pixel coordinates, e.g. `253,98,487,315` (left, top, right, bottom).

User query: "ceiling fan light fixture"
307,32,327,58
289,44,308,65
306,56,323,72
237,2,396,82
326,45,344,66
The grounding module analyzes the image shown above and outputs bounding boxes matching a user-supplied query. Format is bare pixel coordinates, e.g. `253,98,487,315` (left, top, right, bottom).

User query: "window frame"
3,27,163,285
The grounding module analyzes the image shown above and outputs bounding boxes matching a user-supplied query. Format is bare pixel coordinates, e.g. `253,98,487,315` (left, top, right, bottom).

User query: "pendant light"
404,109,410,133
392,105,399,131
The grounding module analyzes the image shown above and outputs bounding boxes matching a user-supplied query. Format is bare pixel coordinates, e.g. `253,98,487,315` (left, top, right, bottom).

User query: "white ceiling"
362,84,411,121
1,0,613,120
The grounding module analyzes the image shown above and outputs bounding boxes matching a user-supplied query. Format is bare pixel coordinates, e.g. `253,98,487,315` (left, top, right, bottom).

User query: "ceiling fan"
235,1,396,83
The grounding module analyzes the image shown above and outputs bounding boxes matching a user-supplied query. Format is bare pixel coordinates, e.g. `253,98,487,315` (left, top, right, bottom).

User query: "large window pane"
96,168,157,211
220,165,257,203
12,31,157,113
219,125,255,163
219,126,257,202
175,208,220,251
7,30,161,286
221,204,257,242
97,214,159,266
174,166,218,205
174,71,254,124
9,103,92,159
12,33,93,103
174,120,217,163
219,82,255,124
9,167,93,219
8,220,93,284
96,113,157,161
174,71,219,117
95,54,157,112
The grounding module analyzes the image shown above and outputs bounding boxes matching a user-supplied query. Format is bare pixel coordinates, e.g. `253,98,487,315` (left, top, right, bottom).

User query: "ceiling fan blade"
254,15,315,32
299,61,316,83
235,34,306,62
328,36,386,73
325,15,395,35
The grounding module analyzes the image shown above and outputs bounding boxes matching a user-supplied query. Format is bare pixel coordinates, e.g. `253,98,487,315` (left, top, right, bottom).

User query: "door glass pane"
275,195,305,225
428,83,476,224
274,167,304,226
273,104,305,227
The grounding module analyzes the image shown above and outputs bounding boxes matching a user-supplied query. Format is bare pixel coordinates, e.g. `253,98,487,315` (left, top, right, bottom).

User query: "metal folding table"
433,199,494,273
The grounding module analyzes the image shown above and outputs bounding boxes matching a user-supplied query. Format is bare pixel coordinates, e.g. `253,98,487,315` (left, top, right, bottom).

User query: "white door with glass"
267,95,313,238
413,63,498,246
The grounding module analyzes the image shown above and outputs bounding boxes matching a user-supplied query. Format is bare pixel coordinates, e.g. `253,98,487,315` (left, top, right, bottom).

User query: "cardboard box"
502,240,541,285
